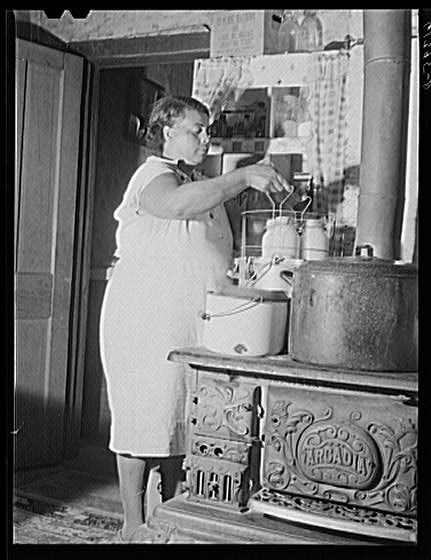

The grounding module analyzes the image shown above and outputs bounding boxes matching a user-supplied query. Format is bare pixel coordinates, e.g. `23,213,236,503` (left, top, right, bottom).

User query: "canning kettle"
288,245,418,372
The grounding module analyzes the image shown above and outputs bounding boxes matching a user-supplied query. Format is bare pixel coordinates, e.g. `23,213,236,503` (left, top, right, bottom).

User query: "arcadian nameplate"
296,421,381,490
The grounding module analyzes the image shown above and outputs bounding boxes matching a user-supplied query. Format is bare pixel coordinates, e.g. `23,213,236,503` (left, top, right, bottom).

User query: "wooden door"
15,39,84,468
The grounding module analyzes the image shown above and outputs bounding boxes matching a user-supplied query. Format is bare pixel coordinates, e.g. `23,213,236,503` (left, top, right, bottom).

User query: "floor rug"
13,493,123,544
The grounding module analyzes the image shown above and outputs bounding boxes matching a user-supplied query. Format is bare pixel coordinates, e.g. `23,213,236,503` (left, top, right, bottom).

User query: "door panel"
15,39,83,468
15,322,50,462
16,63,60,272
16,272,53,319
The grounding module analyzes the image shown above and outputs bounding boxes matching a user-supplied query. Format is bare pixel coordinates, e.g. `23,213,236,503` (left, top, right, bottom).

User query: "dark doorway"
81,62,194,446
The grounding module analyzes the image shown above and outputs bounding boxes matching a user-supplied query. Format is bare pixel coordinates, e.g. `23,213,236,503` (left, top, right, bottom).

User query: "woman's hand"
244,162,291,194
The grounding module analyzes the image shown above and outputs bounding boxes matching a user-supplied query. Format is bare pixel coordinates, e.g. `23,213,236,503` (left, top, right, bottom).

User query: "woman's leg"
159,455,185,501
116,454,151,539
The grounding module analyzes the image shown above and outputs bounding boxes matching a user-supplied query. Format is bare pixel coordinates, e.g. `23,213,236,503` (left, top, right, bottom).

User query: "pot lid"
298,255,418,278
209,285,288,301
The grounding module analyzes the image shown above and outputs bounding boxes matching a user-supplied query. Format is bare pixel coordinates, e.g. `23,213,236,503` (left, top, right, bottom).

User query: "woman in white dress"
99,96,289,542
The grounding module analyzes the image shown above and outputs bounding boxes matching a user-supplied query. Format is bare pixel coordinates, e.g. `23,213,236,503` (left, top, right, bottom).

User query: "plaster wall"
15,10,363,45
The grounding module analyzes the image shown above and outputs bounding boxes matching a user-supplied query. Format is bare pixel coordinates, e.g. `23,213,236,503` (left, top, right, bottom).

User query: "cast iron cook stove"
161,349,418,544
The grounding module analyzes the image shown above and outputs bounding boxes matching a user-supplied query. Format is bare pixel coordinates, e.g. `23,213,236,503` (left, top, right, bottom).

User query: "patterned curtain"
192,56,254,119
305,51,350,216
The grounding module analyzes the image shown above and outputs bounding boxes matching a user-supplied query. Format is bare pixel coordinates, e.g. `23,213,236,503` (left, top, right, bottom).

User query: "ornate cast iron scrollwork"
354,417,417,513
186,376,261,510
263,396,417,516
250,488,417,542
191,436,251,465
183,454,249,508
191,377,259,440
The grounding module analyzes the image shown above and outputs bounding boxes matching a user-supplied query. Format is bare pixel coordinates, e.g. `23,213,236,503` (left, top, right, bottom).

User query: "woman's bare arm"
139,164,289,220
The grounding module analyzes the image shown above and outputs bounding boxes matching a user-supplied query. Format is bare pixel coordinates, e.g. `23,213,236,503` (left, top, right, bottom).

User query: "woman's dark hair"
145,96,210,155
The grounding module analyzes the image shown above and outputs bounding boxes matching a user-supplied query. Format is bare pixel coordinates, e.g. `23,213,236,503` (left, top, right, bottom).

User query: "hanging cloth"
192,56,255,120
306,51,350,215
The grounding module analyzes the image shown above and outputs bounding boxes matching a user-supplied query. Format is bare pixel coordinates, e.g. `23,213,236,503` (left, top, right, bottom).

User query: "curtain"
192,52,351,252
192,56,255,119
306,51,350,215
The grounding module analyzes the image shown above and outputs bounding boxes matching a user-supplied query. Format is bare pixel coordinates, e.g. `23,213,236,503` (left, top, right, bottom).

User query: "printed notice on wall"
210,11,265,57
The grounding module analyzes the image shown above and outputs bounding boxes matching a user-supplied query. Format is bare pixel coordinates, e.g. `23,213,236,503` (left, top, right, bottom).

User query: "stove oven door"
249,382,417,543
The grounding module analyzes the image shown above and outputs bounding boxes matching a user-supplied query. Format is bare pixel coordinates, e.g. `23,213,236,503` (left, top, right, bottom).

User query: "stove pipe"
355,10,411,260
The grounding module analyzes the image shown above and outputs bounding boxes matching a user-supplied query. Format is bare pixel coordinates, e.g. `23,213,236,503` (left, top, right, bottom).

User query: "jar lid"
304,218,325,226
267,216,291,227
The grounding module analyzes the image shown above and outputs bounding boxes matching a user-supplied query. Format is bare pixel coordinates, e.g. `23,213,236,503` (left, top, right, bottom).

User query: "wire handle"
265,185,295,220
200,296,263,321
259,153,294,219
265,191,276,220
245,259,273,288
298,196,312,220
278,187,295,217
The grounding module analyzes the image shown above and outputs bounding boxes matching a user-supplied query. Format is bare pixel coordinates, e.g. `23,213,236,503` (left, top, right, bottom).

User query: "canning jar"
278,11,300,53
298,10,323,52
301,217,328,260
262,216,298,260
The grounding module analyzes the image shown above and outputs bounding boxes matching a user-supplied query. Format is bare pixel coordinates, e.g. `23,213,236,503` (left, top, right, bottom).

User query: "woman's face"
163,109,211,166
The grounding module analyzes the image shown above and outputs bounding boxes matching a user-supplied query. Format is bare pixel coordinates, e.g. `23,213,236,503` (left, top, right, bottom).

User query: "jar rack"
232,193,330,286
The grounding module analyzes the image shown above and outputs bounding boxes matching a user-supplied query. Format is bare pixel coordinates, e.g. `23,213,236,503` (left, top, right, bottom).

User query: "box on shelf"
209,10,283,58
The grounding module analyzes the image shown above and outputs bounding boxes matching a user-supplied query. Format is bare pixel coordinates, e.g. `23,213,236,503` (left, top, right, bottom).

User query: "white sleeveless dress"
99,156,233,456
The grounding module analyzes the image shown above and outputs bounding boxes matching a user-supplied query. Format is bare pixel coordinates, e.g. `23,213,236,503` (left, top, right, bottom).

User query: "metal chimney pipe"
355,10,411,259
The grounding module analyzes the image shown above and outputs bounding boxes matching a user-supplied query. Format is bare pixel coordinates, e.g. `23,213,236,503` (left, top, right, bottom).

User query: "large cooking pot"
289,245,418,371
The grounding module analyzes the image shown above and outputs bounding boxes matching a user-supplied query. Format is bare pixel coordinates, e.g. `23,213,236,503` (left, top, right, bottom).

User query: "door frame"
66,31,210,69
62,60,100,457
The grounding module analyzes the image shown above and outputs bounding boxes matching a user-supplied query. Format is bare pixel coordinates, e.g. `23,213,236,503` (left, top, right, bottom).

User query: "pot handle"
355,244,374,259
280,270,293,287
